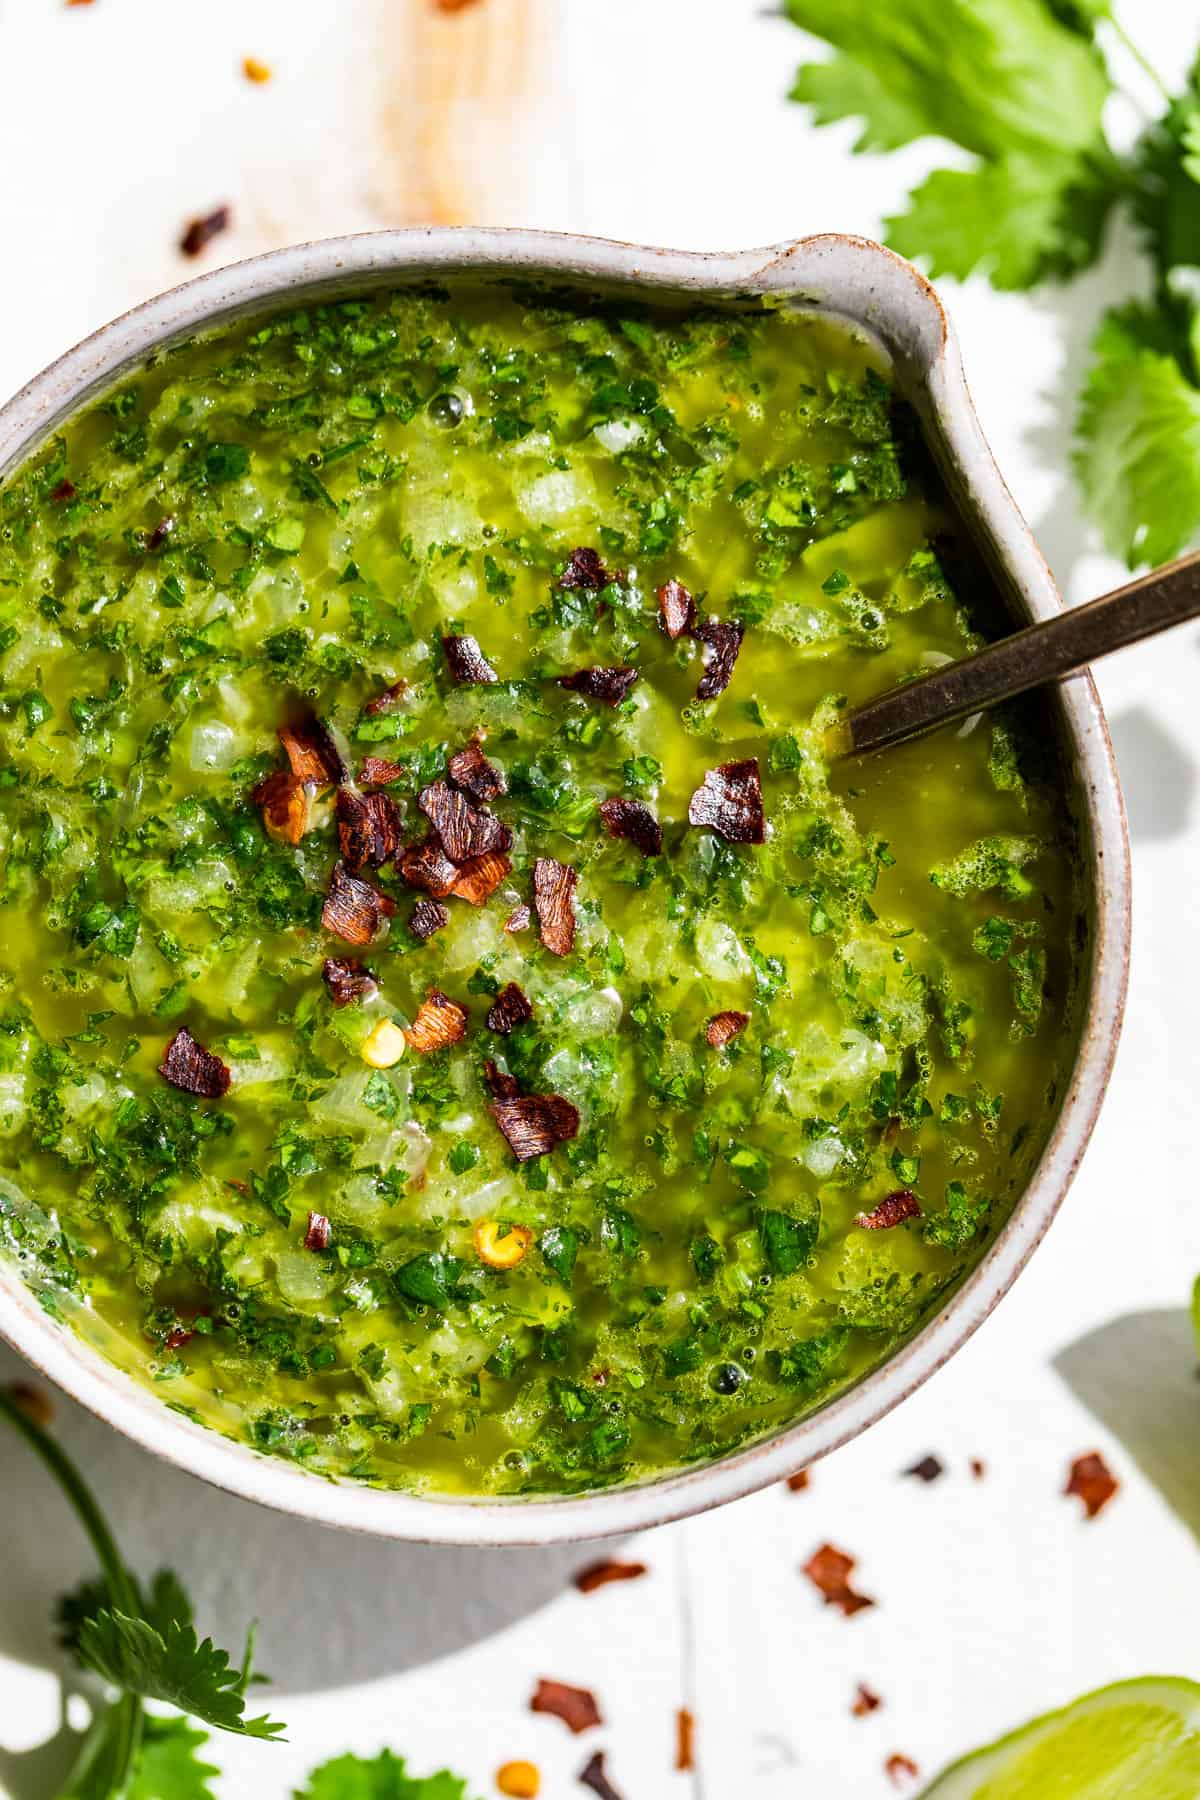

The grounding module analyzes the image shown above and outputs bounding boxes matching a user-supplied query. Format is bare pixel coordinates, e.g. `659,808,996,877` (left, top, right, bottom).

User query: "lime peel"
920,1678,1200,1799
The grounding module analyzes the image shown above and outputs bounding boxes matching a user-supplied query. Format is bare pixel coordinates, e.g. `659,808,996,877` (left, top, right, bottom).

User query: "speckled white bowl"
0,229,1130,1544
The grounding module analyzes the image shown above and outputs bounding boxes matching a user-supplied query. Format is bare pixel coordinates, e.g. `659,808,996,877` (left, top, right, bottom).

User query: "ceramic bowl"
0,228,1131,1544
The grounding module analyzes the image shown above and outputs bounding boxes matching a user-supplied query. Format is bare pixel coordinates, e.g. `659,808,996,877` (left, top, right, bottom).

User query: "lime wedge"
921,1678,1200,1799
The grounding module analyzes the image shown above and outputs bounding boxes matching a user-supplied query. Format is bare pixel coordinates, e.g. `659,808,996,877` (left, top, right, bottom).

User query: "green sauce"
0,283,1080,1495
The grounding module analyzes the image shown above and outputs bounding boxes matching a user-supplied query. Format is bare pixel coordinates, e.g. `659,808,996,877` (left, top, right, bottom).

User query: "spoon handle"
846,549,1200,756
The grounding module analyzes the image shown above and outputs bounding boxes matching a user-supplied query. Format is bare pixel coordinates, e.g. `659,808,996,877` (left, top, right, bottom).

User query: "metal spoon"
844,550,1200,756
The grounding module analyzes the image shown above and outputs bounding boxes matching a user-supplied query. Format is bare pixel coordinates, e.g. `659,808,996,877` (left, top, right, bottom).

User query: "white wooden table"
1,4,1197,1796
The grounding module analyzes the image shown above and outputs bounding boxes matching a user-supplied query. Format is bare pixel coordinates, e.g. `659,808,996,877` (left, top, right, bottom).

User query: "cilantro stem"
0,1388,137,1608
0,1386,145,1788
1106,17,1171,107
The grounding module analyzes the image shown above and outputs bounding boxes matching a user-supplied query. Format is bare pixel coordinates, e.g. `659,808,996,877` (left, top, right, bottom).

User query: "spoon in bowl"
843,549,1200,756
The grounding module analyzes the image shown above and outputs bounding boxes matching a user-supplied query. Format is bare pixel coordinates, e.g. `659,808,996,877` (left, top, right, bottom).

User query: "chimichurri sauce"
0,285,1080,1496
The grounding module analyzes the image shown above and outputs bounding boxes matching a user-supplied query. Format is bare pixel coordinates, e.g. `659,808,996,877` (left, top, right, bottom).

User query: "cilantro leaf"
127,1718,221,1800
539,1224,580,1284
789,55,932,153
775,1324,852,1390
77,1609,286,1740
759,1202,820,1274
294,1749,473,1800
886,154,1114,291
141,1568,195,1636
1075,305,1200,565
1132,60,1200,285
923,1179,990,1250
786,0,1110,164
58,1574,113,1656
392,1250,471,1310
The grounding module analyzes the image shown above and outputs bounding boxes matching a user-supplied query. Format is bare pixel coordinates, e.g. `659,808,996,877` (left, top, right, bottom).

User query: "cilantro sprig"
1,1385,484,1798
0,1385,285,1800
785,0,1200,566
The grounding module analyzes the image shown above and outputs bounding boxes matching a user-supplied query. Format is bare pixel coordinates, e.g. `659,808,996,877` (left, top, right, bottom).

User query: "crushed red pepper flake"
408,898,449,941
856,1189,922,1231
483,1059,522,1101
432,0,484,12
304,1212,331,1252
164,1325,194,1351
657,577,695,639
676,1708,695,1773
278,712,344,786
397,837,459,898
147,515,175,550
802,1543,875,1617
1065,1451,1120,1520
705,1010,749,1049
442,633,498,684
491,1092,580,1161
530,1678,602,1735
449,848,512,904
418,779,512,863
504,903,532,934
447,739,506,802
970,1457,987,1480
362,677,409,716
558,665,640,706
693,615,745,700
403,989,468,1055
852,1683,882,1718
359,755,407,787
321,862,395,946
598,796,662,857
572,1559,648,1595
253,769,312,845
158,1027,231,1099
559,546,610,590
785,1468,811,1492
687,758,765,844
487,982,533,1035
904,1454,945,1483
336,787,403,872
322,957,378,1007
180,205,231,258
578,1751,622,1800
533,857,577,956
7,1382,55,1427
886,1754,920,1789
50,479,78,503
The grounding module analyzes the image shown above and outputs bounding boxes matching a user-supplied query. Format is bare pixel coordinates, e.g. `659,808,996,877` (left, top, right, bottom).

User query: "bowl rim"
0,226,1131,1545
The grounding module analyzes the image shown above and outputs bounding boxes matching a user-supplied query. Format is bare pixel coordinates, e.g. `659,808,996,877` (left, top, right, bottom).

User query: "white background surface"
0,3,1198,1796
